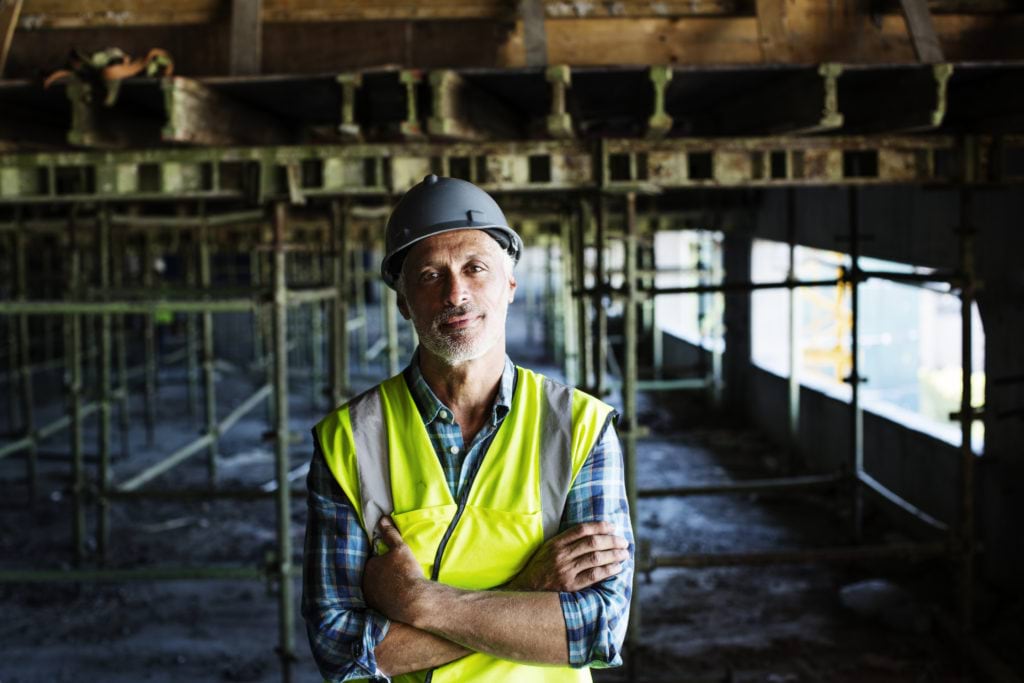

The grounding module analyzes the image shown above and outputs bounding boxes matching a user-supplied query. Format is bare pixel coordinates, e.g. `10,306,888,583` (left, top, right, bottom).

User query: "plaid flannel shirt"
302,356,633,681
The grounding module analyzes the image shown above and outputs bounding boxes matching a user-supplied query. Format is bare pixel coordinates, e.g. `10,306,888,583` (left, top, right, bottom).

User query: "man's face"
397,230,516,366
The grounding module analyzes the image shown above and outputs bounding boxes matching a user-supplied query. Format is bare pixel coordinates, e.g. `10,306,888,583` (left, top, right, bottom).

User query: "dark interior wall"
732,185,1024,594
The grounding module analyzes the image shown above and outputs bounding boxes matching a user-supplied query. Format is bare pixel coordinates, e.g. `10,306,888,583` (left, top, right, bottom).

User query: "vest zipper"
422,483,471,683
423,369,516,683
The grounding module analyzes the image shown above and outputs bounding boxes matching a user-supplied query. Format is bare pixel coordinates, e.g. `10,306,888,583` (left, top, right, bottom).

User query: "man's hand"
362,515,428,624
505,521,629,593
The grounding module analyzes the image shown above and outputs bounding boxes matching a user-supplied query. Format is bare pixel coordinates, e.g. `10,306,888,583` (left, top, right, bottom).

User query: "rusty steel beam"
545,65,573,139
840,64,953,133
161,77,290,146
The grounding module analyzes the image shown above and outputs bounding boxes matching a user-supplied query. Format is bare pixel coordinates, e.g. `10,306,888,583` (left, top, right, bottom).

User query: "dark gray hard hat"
381,174,522,289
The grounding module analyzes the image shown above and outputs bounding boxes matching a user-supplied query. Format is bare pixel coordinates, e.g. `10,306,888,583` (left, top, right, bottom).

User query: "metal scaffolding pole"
786,188,800,473
622,192,641,660
575,198,592,390
272,202,296,683
113,227,130,461
15,213,38,503
141,228,157,446
957,185,977,631
355,227,369,372
848,187,865,542
198,207,218,485
185,213,200,419
594,194,608,397
97,206,113,558
330,200,350,406
66,227,86,564
559,214,578,386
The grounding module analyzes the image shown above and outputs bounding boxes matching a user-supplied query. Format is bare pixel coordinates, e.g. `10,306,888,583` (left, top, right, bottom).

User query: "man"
303,174,634,682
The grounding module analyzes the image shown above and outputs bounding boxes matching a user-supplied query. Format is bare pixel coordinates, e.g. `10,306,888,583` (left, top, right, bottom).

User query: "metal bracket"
647,66,673,139
399,70,425,140
545,65,573,140
336,73,363,141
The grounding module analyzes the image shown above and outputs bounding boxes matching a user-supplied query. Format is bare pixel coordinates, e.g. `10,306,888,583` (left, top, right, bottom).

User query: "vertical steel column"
574,198,592,389
355,227,369,372
651,218,663,381
15,213,37,502
708,232,724,408
142,229,157,446
113,227,130,461
622,193,641,658
785,189,800,473
97,206,113,558
42,243,56,364
559,215,578,386
848,188,865,541
594,194,607,397
310,238,325,409
250,250,264,369
198,207,218,485
330,200,350,406
6,235,19,431
545,234,561,366
66,224,86,564
957,186,976,630
185,216,200,419
271,203,296,683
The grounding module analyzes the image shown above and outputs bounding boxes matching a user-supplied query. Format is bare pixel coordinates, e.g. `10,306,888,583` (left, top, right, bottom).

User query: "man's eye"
420,271,440,281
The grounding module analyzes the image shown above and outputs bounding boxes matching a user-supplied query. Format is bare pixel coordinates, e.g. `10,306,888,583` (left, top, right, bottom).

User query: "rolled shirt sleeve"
302,443,391,681
558,423,635,668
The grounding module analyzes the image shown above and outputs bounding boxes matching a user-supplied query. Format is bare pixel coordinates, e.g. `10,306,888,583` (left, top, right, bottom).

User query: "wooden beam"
229,0,262,76
755,0,793,62
0,0,23,77
520,0,547,67
900,0,945,62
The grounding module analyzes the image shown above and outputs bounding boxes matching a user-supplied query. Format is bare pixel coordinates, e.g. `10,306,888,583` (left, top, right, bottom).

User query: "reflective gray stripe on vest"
539,377,575,540
349,387,393,542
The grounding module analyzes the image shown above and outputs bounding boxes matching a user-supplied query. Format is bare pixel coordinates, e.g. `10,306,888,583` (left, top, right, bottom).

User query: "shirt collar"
404,352,516,427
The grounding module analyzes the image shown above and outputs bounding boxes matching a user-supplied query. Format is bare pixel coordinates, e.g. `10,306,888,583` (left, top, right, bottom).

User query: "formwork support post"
574,198,592,390
848,187,865,542
559,214,578,386
198,205,218,485
271,202,296,683
98,205,113,558
184,206,200,419
785,188,800,473
14,211,37,503
330,200,350,406
66,226,86,564
141,225,157,446
594,193,607,397
622,192,641,657
113,226,130,461
957,184,977,631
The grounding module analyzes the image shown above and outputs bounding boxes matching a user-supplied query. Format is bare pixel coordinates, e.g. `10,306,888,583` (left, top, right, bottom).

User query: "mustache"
434,304,476,326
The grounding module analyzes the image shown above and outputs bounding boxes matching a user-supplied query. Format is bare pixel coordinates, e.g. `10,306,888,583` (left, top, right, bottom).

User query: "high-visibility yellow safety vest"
314,366,616,683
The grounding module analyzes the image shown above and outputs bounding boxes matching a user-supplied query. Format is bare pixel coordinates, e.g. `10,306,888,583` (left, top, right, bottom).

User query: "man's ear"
397,294,411,321
508,274,517,304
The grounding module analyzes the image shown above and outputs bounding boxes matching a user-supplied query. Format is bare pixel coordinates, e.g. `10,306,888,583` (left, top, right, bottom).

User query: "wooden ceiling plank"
0,0,24,77
229,0,262,76
899,0,945,62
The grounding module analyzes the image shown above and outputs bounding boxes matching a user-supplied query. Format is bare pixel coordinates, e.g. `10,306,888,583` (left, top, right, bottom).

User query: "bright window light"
751,238,984,453
654,230,724,352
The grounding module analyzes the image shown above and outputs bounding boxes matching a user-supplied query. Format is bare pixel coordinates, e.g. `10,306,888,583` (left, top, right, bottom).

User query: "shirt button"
439,410,449,420
449,445,459,455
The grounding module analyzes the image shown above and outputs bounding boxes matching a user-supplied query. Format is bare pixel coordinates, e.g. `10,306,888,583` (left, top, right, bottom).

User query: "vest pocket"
437,507,543,590
391,505,458,578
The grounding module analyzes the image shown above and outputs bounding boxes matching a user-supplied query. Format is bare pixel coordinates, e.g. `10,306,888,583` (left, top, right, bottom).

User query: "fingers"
376,515,405,549
563,531,629,560
574,561,626,589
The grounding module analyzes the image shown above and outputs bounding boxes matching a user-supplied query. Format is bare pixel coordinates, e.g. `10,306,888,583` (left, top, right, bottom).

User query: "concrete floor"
0,304,990,682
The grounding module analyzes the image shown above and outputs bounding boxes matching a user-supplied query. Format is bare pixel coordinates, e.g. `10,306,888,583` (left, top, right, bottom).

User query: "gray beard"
415,304,500,365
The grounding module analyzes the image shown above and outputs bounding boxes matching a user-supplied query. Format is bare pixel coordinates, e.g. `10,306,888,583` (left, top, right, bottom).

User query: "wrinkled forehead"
402,229,507,270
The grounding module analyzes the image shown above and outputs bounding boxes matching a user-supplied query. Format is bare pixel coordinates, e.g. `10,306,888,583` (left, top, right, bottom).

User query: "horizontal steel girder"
0,134,1017,204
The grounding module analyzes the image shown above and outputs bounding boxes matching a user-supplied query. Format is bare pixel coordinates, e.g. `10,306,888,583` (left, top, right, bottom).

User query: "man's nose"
442,272,470,306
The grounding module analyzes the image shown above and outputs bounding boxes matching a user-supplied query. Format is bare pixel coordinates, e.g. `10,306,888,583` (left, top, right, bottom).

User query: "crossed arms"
302,429,634,681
